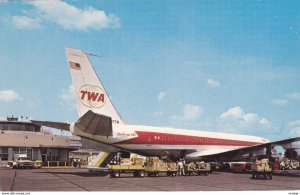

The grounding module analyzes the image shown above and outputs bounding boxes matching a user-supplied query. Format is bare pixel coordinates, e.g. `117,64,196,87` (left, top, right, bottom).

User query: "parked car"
12,154,33,169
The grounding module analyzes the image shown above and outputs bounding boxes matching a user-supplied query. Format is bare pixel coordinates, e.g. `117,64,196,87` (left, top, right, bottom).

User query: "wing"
186,137,300,161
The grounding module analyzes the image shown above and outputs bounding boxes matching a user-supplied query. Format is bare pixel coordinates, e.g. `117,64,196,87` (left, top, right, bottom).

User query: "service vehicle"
109,157,145,178
251,158,272,180
196,162,211,175
218,162,232,172
109,156,178,178
34,160,42,168
7,161,13,168
230,158,253,173
185,162,210,176
13,154,34,169
208,161,220,172
144,157,178,177
280,158,300,170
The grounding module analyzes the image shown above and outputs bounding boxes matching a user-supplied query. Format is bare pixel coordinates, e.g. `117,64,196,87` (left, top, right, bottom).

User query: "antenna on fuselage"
82,51,104,58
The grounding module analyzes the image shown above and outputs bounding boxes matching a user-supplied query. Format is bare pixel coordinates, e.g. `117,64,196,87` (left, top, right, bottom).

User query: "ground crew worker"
78,159,81,168
73,158,77,168
178,159,185,176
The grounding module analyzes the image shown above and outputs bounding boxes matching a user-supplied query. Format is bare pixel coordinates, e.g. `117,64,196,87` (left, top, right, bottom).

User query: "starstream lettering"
2,192,30,195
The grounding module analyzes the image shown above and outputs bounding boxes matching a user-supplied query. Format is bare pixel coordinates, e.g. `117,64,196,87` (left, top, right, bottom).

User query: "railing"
43,161,74,168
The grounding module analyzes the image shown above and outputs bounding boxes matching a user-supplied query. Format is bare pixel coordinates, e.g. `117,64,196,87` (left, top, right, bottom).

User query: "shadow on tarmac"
34,171,222,178
35,171,109,177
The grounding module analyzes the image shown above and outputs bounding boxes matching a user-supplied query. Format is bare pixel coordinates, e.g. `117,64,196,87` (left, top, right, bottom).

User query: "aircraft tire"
139,171,145,177
268,173,272,180
114,172,120,178
133,171,139,177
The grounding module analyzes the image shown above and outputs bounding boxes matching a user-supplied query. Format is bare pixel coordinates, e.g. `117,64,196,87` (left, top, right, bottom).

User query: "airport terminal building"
0,116,82,167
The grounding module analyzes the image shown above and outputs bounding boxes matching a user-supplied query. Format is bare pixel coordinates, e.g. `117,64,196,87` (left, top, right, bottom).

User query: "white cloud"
220,106,259,124
59,85,75,101
220,106,246,120
157,92,166,102
0,0,8,3
152,111,164,116
0,90,22,102
170,103,204,121
243,113,258,123
259,118,272,128
287,93,300,101
59,85,76,110
183,104,203,120
12,16,41,30
271,92,300,106
219,106,273,133
288,120,300,137
207,79,220,88
22,0,120,31
271,98,289,106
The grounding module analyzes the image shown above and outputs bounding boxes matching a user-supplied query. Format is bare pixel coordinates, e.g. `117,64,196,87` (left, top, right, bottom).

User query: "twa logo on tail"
78,85,106,108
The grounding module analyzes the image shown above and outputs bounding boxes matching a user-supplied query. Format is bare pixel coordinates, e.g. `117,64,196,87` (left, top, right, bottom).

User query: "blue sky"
0,0,299,141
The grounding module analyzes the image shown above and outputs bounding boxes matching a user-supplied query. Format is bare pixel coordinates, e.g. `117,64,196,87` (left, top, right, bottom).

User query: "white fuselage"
71,123,269,161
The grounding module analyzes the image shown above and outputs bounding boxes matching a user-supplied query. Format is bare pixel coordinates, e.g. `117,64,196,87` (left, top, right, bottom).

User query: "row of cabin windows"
152,136,252,146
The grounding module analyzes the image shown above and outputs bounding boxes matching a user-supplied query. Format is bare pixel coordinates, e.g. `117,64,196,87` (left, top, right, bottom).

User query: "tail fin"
65,48,124,125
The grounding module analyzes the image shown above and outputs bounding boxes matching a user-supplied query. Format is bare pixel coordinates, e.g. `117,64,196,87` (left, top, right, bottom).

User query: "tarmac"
0,168,300,192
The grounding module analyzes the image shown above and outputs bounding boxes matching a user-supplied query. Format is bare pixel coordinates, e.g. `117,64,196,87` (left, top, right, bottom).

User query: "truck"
12,154,34,169
251,158,272,180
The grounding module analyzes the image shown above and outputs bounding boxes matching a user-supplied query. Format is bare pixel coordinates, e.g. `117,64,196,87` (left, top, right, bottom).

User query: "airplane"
32,48,300,162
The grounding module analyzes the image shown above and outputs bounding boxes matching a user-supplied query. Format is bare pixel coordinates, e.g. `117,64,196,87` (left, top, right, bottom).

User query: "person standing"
178,159,185,176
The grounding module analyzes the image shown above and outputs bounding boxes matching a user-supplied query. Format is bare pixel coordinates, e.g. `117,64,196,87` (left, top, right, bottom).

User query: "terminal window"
0,147,8,161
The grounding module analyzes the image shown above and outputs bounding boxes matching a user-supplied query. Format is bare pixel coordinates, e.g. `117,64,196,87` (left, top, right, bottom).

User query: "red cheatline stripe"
115,131,262,147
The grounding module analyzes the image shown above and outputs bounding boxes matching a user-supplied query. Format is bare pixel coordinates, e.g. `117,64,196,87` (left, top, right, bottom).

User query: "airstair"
88,152,117,168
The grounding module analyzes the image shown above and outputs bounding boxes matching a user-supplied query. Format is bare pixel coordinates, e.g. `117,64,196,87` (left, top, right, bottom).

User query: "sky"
0,0,299,141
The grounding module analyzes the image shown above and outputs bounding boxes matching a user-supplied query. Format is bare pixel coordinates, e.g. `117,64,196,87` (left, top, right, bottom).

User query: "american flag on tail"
69,61,81,70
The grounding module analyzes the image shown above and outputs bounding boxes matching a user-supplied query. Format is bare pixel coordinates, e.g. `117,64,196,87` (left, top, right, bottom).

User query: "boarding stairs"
88,152,117,168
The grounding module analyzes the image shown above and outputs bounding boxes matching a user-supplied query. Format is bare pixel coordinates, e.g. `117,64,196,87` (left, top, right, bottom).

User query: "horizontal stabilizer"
31,120,70,131
75,110,112,136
